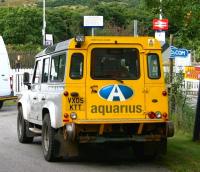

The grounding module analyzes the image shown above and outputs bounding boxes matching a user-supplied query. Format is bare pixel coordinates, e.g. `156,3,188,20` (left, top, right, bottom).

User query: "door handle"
41,97,46,101
33,97,37,100
143,88,149,93
152,99,158,103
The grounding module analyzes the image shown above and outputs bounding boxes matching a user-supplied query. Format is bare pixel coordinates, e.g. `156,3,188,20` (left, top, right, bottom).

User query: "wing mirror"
23,72,31,89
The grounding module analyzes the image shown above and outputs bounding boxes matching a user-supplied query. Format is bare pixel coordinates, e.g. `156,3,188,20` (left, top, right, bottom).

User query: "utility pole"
42,0,46,46
169,34,174,84
133,20,138,36
91,28,94,36
169,34,174,114
159,0,162,20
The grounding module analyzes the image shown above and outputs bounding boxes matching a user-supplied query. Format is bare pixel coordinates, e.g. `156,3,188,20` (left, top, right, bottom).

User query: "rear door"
86,44,145,120
64,50,86,120
144,52,168,115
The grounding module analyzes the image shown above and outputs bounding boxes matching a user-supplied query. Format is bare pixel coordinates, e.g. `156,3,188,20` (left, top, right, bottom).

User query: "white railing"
182,79,199,96
11,68,33,95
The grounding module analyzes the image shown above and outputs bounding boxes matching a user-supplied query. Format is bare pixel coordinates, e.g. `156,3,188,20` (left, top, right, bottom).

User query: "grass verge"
4,100,17,106
158,133,200,172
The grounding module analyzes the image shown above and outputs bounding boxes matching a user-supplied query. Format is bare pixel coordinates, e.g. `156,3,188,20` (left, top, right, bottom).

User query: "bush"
166,71,195,134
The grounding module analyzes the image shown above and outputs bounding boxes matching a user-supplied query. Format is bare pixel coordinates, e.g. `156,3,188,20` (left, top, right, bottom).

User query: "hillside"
0,0,36,6
0,0,135,7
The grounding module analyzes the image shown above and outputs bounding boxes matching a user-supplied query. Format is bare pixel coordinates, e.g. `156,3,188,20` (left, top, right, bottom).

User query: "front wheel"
42,113,58,162
17,106,33,143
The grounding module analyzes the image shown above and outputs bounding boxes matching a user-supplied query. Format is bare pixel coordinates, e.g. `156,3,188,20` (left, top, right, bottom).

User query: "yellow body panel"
61,36,168,125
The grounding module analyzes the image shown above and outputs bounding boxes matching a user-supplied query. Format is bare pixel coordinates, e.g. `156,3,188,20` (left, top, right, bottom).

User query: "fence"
11,68,199,96
182,79,199,96
8,48,37,69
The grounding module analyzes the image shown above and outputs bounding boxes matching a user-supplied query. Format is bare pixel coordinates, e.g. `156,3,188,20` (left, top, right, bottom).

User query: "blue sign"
99,84,133,102
170,46,189,58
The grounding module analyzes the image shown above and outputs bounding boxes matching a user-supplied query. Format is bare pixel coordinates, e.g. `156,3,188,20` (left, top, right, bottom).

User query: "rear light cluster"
63,91,69,97
162,91,167,96
147,111,168,119
63,113,69,122
63,112,77,123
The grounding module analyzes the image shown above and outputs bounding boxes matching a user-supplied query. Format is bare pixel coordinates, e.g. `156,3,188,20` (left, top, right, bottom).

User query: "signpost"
42,0,46,46
170,46,191,73
45,34,53,46
170,46,189,58
155,31,165,46
153,19,168,30
84,16,104,36
153,19,168,46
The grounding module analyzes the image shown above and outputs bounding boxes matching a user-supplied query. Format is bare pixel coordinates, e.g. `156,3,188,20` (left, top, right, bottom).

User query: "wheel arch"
43,102,62,129
42,108,49,121
17,102,28,120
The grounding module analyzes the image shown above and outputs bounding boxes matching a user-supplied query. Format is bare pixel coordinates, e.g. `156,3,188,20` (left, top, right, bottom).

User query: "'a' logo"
98,84,133,101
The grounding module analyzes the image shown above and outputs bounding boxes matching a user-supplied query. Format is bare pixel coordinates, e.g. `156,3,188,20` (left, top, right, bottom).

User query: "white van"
0,36,15,109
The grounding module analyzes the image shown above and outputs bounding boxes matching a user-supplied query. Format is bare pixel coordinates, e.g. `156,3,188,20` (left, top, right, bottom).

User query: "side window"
32,60,42,84
70,53,84,79
147,54,161,79
50,54,66,82
42,58,50,83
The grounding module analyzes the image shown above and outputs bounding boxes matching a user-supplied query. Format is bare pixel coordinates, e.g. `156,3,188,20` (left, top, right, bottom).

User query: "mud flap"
55,129,79,159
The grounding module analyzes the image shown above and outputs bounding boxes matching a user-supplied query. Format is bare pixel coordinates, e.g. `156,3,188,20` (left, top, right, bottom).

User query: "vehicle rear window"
91,48,140,80
70,53,84,79
50,54,66,82
147,54,161,79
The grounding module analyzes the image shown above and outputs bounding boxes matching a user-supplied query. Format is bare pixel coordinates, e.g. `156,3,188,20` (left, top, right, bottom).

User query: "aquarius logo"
98,84,133,101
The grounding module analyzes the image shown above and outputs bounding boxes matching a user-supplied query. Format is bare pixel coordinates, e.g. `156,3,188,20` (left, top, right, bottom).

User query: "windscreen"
91,48,140,80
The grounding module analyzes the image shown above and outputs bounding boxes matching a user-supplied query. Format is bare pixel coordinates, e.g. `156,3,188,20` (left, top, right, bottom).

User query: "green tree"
0,7,42,45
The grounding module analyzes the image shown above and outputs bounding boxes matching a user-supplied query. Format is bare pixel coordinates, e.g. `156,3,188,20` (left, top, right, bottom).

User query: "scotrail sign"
170,46,189,58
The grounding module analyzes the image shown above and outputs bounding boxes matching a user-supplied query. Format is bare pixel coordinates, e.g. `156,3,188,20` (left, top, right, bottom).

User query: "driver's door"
29,60,42,120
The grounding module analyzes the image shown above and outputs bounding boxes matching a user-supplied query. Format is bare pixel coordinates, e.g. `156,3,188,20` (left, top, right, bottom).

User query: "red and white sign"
153,19,168,30
185,66,200,80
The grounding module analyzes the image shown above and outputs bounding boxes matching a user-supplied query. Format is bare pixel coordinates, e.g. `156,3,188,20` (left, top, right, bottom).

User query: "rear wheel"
0,101,3,109
17,106,33,143
42,113,57,162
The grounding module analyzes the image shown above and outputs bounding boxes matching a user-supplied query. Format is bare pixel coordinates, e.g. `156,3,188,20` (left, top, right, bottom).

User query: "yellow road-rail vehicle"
17,35,174,161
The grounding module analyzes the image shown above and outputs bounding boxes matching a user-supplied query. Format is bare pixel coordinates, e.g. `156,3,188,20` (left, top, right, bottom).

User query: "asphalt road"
0,105,170,172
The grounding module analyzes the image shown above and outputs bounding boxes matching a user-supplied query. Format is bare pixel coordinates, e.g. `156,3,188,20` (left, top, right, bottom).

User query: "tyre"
0,101,3,109
17,106,33,143
42,113,57,162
